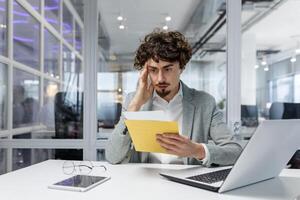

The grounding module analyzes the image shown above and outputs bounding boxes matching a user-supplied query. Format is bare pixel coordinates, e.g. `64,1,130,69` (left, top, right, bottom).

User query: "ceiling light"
163,25,168,30
119,24,125,30
290,56,296,63
254,64,259,69
0,24,7,29
261,60,267,66
264,66,269,71
109,54,117,61
117,15,123,21
165,16,171,21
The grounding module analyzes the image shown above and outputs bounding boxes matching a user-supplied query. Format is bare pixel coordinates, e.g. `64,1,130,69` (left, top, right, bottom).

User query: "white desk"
1,160,300,200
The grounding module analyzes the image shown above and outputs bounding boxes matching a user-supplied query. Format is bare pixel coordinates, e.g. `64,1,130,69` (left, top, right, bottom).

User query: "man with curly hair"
106,29,242,167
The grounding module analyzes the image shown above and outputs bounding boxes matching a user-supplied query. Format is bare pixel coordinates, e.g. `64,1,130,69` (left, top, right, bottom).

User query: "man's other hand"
156,133,205,160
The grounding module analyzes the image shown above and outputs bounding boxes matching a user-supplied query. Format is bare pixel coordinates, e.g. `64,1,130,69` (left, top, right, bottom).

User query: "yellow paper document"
124,120,179,153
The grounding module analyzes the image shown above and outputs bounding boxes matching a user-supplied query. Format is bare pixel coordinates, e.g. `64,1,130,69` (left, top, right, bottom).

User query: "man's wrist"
127,102,141,111
193,143,205,160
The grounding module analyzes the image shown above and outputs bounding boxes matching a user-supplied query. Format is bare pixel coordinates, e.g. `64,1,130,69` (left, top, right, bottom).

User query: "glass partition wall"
0,0,84,173
0,0,8,56
241,0,300,138
182,1,227,118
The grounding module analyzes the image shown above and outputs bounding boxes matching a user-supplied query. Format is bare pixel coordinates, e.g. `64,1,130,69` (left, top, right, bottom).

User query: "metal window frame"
83,0,98,161
0,0,86,172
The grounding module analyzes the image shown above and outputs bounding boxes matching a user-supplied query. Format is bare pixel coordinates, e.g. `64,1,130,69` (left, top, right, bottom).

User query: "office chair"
269,102,300,119
241,105,259,127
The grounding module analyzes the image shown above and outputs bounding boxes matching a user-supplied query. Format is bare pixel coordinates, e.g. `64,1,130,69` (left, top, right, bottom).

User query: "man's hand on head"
128,64,154,111
156,133,205,160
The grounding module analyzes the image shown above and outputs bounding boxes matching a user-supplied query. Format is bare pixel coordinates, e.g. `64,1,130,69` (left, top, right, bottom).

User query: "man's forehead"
147,59,178,68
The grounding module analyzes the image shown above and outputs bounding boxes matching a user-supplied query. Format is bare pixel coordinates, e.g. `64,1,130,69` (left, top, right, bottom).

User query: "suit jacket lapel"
181,82,196,164
182,82,195,140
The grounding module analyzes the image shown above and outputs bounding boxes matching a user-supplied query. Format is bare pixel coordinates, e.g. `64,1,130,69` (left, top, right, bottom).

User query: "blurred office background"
0,0,300,175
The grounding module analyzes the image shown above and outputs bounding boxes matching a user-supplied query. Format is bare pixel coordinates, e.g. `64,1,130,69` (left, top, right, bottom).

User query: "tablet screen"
54,175,107,188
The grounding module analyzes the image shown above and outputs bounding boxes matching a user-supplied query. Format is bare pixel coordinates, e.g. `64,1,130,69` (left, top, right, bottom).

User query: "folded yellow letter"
124,120,179,153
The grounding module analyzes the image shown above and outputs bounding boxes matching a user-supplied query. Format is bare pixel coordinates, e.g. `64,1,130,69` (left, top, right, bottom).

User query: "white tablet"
48,175,110,192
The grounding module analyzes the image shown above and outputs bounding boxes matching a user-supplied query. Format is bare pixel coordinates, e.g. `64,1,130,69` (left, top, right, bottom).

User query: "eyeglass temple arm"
77,164,93,170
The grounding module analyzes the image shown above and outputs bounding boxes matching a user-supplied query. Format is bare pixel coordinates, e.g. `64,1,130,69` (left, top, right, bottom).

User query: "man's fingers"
158,139,180,153
139,64,149,82
157,137,182,148
148,83,154,93
161,133,188,143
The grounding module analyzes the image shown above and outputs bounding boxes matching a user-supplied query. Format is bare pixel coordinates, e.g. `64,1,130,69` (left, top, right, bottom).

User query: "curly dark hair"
134,29,192,70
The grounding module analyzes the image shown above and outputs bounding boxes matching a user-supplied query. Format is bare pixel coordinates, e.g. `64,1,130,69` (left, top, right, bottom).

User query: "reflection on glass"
45,0,60,32
39,80,59,130
0,63,8,130
0,148,7,175
44,28,59,78
97,73,117,90
13,1,40,69
12,148,82,171
63,46,75,70
63,3,73,45
122,71,139,95
26,0,40,12
54,90,83,139
0,149,7,175
0,0,8,56
271,77,293,102
70,0,84,22
63,45,75,90
294,74,300,102
97,92,121,129
182,0,227,119
58,46,83,140
63,46,83,92
97,73,121,129
13,69,40,128
76,57,83,91
75,22,82,53
182,53,227,116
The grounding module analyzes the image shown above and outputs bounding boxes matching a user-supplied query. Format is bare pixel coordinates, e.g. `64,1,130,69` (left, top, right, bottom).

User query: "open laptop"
159,119,300,193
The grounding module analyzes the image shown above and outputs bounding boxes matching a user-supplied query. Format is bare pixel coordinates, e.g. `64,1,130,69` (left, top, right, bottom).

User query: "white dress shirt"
148,82,210,164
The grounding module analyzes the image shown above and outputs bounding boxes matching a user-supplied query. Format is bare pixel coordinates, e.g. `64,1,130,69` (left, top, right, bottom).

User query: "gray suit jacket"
106,82,243,167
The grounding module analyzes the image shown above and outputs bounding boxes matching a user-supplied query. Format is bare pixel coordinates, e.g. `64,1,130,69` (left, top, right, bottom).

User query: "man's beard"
156,89,171,98
155,82,171,98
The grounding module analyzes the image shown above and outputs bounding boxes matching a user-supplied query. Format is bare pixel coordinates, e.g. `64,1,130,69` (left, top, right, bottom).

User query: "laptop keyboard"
186,168,231,184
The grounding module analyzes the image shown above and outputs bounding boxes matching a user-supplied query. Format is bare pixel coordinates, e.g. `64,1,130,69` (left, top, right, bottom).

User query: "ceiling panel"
98,0,200,56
